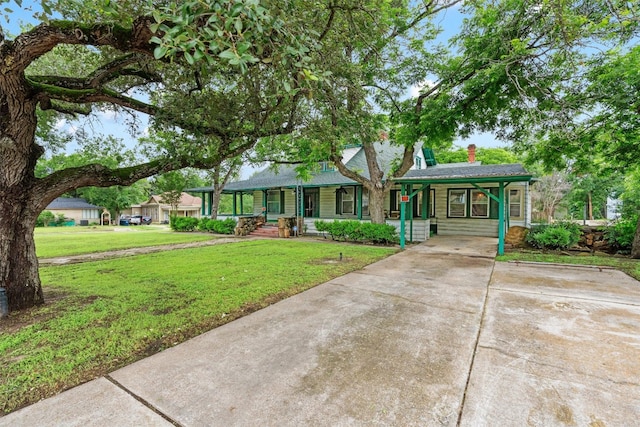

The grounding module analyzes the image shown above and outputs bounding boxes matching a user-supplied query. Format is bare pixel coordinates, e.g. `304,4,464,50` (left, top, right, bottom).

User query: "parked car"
130,215,152,225
119,215,130,226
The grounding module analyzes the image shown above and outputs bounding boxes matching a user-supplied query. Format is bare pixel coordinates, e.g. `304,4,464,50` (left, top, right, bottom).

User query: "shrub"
313,220,398,245
198,218,237,234
526,221,581,250
36,211,56,227
605,217,637,251
170,216,199,232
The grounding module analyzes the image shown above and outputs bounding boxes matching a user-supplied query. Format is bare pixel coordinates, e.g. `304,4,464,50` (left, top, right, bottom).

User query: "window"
389,190,400,212
470,190,489,218
342,187,354,214
335,187,355,215
267,190,282,214
448,189,467,217
82,209,99,219
321,161,335,172
430,189,436,218
509,189,523,218
415,156,422,170
361,188,370,216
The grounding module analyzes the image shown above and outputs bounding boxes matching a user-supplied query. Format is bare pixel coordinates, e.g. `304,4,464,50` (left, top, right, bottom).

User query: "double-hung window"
448,189,467,217
470,190,489,218
336,187,355,215
509,189,523,218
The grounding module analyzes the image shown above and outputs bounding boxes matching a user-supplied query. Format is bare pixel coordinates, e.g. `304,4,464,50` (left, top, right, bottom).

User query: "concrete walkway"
2,236,639,426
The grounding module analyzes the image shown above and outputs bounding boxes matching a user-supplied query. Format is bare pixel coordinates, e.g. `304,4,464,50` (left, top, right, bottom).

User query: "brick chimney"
468,144,476,163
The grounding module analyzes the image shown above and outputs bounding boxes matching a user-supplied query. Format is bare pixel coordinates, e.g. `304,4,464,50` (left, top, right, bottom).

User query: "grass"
498,250,640,281
34,226,216,258
0,239,396,415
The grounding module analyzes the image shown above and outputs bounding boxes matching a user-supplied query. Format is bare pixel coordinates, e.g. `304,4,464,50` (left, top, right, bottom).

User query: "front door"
304,189,319,217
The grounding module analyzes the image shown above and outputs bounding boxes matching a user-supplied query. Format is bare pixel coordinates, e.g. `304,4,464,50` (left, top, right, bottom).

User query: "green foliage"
169,216,199,232
198,218,236,235
605,217,638,251
36,210,56,227
314,220,399,245
525,222,581,250
436,146,520,165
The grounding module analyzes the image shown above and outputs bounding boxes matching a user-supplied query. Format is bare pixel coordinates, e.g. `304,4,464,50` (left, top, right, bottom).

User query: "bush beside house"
315,220,399,245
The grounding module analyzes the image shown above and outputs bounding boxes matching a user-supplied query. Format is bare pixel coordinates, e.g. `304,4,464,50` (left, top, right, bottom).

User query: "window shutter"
489,187,499,219
335,190,342,214
280,191,285,214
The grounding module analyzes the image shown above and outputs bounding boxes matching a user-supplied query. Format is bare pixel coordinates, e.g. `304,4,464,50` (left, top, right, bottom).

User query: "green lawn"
497,251,640,281
34,226,216,258
0,239,396,415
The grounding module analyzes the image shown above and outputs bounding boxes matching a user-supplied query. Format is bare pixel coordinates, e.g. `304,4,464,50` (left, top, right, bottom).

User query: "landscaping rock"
505,226,528,247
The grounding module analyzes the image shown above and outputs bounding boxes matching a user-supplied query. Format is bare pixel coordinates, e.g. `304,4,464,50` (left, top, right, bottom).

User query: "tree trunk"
369,187,386,224
631,216,640,259
210,190,223,220
0,193,44,311
587,192,593,220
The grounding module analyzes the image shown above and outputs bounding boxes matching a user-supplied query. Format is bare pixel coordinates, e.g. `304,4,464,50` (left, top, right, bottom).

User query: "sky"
3,1,505,180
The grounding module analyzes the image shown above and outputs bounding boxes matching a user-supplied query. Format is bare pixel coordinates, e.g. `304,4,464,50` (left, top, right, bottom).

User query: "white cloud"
54,119,67,130
409,79,437,98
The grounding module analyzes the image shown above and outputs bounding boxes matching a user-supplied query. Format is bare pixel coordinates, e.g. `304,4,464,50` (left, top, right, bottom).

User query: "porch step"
249,224,280,238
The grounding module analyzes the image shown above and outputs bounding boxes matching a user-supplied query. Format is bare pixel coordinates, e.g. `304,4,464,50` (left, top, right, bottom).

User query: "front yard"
0,238,396,415
34,225,217,258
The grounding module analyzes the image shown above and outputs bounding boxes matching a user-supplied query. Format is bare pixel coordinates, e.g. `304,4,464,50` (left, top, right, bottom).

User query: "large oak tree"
0,0,317,312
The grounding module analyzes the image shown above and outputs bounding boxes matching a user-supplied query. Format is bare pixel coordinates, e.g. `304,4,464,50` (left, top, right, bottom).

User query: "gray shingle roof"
398,163,530,181
187,145,531,193
46,198,101,210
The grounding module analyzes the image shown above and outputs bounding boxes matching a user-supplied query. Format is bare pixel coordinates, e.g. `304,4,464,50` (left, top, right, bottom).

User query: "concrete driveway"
2,236,639,426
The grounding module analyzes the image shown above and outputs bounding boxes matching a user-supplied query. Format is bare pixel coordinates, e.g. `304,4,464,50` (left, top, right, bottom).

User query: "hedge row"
314,220,398,245
170,216,236,234
198,218,237,234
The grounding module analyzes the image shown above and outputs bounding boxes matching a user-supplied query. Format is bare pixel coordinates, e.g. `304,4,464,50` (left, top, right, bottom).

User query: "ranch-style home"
189,144,532,254
45,197,109,225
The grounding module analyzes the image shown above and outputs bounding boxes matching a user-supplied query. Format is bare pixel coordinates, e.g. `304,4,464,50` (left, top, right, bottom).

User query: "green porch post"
400,185,407,249
262,190,268,221
239,192,244,214
498,182,505,255
201,193,206,216
207,192,213,216
357,186,363,220
408,184,413,243
232,192,237,216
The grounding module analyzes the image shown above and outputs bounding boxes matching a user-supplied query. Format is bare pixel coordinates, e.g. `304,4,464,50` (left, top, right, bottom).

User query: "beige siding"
428,182,530,237
47,208,101,224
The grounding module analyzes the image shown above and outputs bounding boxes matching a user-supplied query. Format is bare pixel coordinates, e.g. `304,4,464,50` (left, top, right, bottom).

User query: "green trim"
400,185,407,249
422,147,437,166
397,176,532,185
498,182,505,255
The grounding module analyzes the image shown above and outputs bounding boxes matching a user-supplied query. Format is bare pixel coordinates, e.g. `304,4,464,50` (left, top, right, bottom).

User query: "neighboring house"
189,144,533,253
45,197,105,225
130,192,202,223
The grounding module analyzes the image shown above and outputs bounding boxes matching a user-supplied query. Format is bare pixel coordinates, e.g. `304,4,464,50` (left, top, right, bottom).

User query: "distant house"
189,143,533,254
130,192,202,223
45,197,104,225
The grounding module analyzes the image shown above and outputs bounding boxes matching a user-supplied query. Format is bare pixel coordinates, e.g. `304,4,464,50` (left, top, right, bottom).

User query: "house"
45,197,107,225
130,192,202,223
188,144,532,254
